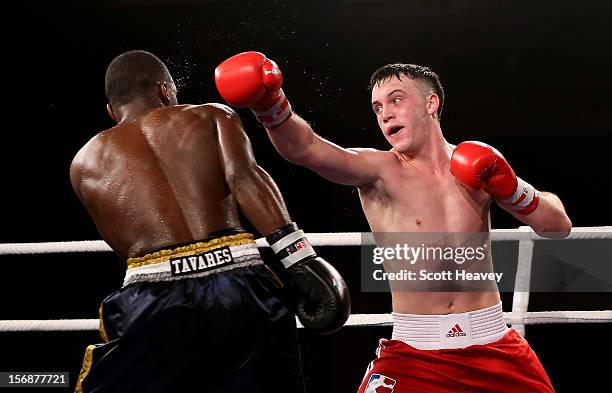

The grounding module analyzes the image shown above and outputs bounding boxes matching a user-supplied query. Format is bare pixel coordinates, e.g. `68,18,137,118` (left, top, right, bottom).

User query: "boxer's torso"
70,104,242,261
358,145,500,314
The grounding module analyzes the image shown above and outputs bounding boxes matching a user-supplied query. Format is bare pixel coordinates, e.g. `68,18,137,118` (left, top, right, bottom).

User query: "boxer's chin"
390,137,413,154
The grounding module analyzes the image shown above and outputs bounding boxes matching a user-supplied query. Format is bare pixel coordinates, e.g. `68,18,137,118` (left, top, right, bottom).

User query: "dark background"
1,0,611,391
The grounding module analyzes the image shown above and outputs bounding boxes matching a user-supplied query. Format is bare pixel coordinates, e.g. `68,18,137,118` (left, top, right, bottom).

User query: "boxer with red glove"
214,56,568,392
450,141,539,214
215,51,292,128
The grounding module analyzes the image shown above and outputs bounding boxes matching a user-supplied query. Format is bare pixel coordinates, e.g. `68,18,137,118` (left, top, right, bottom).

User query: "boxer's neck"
114,95,167,123
396,121,450,174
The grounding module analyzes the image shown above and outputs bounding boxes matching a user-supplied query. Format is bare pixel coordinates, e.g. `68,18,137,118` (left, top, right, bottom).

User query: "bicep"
300,136,380,187
214,108,259,180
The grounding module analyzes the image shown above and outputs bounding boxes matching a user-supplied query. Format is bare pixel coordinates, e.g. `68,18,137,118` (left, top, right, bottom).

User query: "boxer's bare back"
70,104,286,260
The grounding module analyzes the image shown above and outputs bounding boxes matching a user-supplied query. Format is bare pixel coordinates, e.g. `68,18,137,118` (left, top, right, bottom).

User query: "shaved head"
105,50,173,107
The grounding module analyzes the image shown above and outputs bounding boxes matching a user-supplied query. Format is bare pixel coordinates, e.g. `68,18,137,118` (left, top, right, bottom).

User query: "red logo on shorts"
365,373,396,392
446,324,467,337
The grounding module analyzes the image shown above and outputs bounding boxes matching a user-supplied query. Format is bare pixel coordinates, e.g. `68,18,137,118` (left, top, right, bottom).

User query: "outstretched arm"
266,113,380,186
215,51,381,188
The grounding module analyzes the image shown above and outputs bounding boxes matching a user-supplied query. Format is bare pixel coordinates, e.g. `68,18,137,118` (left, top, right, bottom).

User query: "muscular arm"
266,113,380,187
69,147,119,248
497,191,572,238
214,106,292,235
214,52,380,188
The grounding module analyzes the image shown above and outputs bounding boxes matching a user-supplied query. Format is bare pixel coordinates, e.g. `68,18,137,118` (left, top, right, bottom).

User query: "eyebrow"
371,89,406,107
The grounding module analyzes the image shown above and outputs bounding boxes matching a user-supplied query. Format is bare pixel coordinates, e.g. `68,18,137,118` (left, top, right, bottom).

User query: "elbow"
225,166,255,192
277,143,314,168
533,216,572,239
283,149,310,166
269,128,316,166
275,148,300,164
558,216,573,238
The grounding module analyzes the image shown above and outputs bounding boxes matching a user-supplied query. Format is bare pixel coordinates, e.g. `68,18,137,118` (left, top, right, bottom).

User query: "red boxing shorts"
358,303,554,393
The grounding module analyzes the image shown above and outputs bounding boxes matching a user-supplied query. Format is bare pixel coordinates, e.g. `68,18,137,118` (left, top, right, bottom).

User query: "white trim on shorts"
123,242,263,287
391,302,509,350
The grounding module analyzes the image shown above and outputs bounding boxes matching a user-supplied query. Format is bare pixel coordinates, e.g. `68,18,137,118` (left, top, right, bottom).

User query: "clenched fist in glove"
450,141,539,214
215,51,292,128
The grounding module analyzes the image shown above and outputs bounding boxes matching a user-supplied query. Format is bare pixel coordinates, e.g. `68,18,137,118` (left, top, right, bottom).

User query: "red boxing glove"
450,141,539,214
214,51,292,128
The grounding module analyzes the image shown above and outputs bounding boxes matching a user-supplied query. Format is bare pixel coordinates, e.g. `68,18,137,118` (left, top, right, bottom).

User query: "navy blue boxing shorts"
75,230,305,393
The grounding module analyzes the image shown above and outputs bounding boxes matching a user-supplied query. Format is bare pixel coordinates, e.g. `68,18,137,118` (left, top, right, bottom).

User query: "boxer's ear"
427,93,440,119
106,103,118,122
159,81,171,106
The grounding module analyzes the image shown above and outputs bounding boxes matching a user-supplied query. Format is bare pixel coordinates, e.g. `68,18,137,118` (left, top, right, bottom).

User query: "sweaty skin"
70,104,290,261
357,146,496,314
264,76,571,315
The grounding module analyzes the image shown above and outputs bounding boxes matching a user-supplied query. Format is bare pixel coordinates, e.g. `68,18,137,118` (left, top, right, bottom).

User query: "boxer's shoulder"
144,104,237,127
177,103,239,121
70,133,104,194
349,147,396,166
71,131,106,169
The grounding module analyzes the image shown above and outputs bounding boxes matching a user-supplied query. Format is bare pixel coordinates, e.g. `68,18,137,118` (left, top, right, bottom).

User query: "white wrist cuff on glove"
252,90,292,128
503,177,537,212
268,229,316,269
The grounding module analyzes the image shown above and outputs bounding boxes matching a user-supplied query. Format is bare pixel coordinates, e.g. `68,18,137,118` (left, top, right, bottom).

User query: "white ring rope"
0,226,610,333
0,319,100,332
0,226,610,255
1,311,611,332
340,311,612,327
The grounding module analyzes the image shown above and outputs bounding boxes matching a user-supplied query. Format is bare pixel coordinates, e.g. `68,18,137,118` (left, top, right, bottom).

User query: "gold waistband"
126,233,255,269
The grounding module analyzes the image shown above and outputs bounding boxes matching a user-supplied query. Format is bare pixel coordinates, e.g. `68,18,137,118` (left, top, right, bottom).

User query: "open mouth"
389,126,404,136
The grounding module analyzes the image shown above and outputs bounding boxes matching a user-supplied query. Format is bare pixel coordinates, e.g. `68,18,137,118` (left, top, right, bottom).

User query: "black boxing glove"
266,223,351,334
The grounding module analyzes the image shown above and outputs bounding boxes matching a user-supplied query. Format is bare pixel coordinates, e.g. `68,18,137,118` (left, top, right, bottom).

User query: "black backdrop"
1,1,611,391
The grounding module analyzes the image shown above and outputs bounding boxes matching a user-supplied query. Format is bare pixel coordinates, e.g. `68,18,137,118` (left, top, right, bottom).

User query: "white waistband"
391,302,509,350
123,242,263,287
